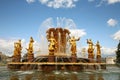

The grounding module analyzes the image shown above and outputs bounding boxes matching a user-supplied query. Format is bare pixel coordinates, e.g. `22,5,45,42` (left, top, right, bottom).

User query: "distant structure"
0,52,8,62
106,56,116,64
116,40,120,64
81,48,86,58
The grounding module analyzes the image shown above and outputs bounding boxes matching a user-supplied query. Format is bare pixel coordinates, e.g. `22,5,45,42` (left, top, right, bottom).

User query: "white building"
106,56,116,64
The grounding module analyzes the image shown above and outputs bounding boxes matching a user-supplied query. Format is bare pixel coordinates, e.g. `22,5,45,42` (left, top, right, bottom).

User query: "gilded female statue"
48,36,57,51
87,39,94,52
96,41,101,56
18,40,22,54
13,40,22,62
87,39,94,59
14,42,19,56
13,40,22,56
26,37,34,54
69,36,80,55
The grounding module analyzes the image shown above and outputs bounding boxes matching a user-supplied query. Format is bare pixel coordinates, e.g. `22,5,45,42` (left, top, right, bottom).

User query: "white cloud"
26,0,36,3
27,0,79,8
0,38,19,56
112,30,120,40
39,0,49,4
96,0,105,7
69,29,86,38
107,0,120,4
88,0,120,7
101,47,116,56
107,18,118,27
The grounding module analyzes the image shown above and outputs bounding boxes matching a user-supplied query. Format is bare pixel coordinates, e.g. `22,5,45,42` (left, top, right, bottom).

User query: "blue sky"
0,0,120,57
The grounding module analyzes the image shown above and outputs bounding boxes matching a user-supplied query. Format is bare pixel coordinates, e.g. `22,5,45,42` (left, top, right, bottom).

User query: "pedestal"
49,49,54,55
48,55,55,62
96,55,101,63
27,53,34,62
71,54,77,62
88,53,94,59
12,55,21,62
88,53,94,62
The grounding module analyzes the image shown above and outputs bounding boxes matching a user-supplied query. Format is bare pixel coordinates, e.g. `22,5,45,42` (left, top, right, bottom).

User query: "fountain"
7,27,106,72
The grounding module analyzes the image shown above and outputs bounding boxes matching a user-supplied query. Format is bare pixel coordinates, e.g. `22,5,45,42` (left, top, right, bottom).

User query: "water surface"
0,65,120,80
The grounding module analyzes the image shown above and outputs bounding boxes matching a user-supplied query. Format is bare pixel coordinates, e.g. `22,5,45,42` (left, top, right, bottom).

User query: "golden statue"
96,41,101,56
87,39,94,59
13,40,22,56
26,37,34,54
96,41,102,62
69,36,80,55
48,36,57,55
48,36,57,51
18,40,22,53
13,40,22,62
87,39,94,50
13,42,19,56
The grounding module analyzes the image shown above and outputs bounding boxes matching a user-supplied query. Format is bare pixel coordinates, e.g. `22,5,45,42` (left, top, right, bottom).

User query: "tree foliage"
116,41,120,63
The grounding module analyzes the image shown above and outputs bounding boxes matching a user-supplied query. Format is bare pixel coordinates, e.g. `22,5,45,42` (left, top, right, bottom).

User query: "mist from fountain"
66,33,71,55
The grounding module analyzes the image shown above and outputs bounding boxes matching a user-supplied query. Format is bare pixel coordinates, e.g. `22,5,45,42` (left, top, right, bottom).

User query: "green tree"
116,40,120,63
